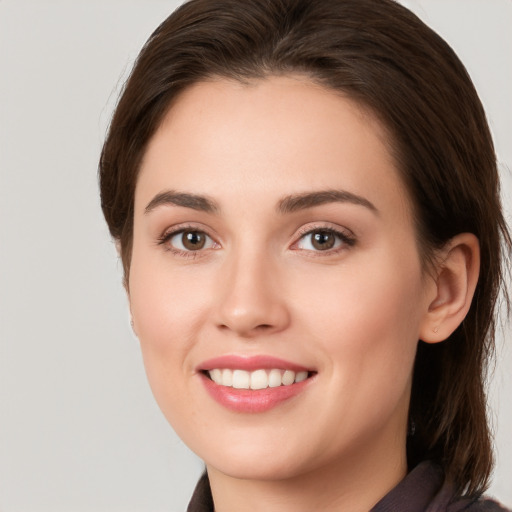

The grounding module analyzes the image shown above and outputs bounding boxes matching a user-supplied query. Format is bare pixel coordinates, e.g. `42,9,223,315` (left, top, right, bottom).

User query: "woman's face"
129,76,436,481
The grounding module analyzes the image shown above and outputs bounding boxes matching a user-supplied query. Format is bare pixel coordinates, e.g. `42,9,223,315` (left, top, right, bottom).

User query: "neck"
207,429,408,512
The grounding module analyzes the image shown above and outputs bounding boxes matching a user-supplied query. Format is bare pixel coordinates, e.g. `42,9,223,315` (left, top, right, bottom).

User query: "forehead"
136,76,411,221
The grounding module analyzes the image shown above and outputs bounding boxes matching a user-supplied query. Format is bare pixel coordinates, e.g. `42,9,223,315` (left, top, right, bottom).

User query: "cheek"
294,248,425,390
127,248,210,403
129,244,210,339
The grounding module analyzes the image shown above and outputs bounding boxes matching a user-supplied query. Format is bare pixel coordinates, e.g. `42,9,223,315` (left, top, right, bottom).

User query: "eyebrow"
144,190,219,214
277,189,378,215
144,188,377,216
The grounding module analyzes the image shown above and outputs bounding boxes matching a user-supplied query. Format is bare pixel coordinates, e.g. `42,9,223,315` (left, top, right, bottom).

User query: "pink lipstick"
198,355,315,413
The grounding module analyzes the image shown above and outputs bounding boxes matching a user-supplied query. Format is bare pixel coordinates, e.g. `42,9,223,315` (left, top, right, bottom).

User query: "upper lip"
197,355,313,373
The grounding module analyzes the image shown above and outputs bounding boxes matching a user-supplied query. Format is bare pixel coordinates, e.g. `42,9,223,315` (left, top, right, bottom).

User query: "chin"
187,428,313,481
205,453,309,482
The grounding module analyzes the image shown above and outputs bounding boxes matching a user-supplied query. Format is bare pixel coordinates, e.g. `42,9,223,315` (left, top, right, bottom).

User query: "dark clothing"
370,462,509,512
188,472,214,512
187,461,510,512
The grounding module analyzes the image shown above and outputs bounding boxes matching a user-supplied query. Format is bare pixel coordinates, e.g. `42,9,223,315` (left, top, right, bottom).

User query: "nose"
214,252,290,338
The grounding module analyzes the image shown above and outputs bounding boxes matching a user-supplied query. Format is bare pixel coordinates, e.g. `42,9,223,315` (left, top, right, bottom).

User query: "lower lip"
200,373,312,413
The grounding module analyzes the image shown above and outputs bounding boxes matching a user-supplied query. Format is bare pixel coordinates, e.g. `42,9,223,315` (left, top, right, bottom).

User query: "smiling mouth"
204,369,313,390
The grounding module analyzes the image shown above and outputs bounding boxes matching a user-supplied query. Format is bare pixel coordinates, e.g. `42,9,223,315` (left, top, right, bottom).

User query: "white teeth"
250,369,268,390
282,370,295,386
207,368,310,389
232,369,250,389
222,369,233,387
295,371,308,383
268,369,282,388
210,368,222,385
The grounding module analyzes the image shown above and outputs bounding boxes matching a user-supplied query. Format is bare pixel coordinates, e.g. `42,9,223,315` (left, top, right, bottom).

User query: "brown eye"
167,229,216,252
182,231,206,250
311,231,336,250
295,228,354,252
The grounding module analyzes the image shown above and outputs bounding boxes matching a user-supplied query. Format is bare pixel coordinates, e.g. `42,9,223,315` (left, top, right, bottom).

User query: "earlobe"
419,233,480,344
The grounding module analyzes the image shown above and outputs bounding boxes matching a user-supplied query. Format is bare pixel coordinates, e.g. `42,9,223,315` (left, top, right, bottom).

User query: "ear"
419,233,480,343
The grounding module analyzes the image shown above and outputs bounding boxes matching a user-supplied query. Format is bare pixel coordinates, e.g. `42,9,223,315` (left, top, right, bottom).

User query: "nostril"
216,323,274,334
255,324,273,330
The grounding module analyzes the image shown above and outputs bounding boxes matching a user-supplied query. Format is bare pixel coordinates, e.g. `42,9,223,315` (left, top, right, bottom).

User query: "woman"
99,0,511,510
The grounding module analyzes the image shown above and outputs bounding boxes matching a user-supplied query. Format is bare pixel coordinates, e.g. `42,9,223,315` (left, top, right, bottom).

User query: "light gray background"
0,1,510,511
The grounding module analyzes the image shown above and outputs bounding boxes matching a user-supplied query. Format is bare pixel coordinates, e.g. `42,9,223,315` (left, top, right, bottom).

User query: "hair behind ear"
407,234,498,496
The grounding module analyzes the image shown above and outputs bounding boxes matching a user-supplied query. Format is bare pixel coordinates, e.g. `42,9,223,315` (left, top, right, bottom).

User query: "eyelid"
155,221,355,257
157,223,220,255
291,223,356,253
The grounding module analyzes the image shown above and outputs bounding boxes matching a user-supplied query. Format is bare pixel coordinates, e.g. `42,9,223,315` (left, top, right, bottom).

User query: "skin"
128,76,479,512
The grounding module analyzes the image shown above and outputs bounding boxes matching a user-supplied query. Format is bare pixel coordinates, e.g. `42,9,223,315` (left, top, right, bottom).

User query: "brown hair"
99,0,511,496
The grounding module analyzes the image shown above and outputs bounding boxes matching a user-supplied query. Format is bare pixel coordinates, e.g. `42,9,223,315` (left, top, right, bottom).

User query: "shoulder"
390,462,511,512
447,496,511,512
460,498,511,512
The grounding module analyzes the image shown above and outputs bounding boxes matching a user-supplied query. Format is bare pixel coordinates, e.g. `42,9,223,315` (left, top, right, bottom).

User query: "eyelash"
293,225,356,255
157,224,218,258
157,224,356,258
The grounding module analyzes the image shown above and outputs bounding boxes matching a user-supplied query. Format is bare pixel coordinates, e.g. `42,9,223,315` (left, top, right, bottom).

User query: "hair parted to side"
99,0,511,497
